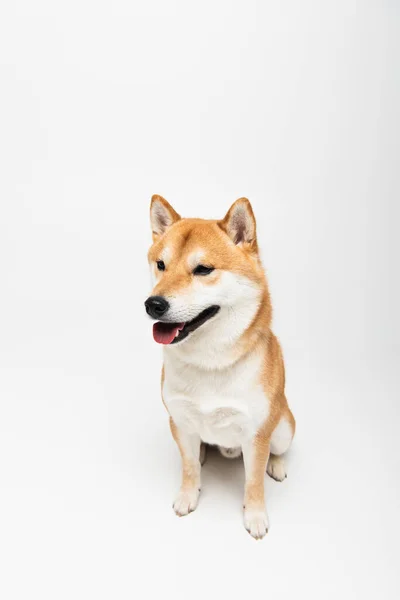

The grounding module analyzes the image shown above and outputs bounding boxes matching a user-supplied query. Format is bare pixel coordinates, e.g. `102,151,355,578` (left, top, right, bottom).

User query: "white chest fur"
162,348,269,448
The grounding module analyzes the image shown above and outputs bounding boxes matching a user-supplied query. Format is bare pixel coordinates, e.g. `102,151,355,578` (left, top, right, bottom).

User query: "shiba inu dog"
145,194,295,539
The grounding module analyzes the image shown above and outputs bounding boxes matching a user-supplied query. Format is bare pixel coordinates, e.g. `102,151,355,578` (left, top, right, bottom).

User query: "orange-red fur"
148,195,295,538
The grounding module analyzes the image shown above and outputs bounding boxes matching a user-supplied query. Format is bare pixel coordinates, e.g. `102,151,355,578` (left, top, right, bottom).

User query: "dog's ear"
220,198,257,249
150,195,181,240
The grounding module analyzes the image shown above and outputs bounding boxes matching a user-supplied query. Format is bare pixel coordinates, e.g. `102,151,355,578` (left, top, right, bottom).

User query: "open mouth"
152,305,220,345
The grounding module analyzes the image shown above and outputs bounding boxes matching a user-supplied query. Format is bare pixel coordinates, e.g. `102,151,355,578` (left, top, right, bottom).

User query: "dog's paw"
218,446,242,459
244,507,269,539
267,454,287,482
173,487,200,517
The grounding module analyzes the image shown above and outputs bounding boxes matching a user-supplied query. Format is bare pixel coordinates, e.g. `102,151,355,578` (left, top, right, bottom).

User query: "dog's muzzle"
145,295,169,319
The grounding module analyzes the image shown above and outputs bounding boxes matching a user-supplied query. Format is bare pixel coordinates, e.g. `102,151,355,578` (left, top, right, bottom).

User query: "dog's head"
146,195,269,354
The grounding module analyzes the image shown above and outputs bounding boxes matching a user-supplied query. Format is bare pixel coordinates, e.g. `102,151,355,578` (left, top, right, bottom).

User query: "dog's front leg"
242,431,270,539
169,418,201,517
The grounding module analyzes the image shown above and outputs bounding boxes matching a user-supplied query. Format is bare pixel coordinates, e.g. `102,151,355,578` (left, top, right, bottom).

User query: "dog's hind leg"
267,407,295,482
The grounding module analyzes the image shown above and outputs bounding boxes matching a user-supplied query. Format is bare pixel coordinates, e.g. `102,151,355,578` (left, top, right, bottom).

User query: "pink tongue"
153,322,184,345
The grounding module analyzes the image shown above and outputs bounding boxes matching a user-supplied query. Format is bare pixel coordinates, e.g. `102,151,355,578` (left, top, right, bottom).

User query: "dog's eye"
193,264,214,276
156,260,165,271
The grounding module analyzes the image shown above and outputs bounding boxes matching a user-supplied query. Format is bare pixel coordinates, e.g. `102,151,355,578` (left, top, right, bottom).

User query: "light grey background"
1,1,399,599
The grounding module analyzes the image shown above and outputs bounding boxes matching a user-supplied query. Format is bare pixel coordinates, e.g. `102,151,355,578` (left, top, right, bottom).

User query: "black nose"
145,295,170,319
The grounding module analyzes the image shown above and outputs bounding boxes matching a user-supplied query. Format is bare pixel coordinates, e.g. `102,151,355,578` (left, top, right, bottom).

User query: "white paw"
218,446,242,459
173,487,200,517
244,507,269,539
267,455,287,482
